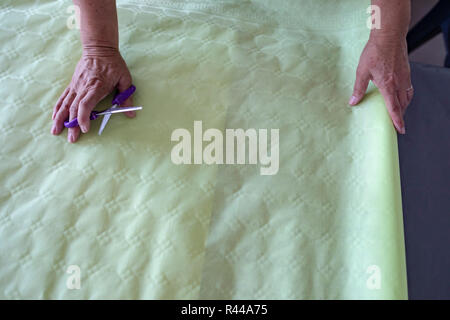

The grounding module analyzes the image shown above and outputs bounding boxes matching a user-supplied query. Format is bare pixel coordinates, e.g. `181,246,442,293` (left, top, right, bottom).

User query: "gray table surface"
398,62,450,300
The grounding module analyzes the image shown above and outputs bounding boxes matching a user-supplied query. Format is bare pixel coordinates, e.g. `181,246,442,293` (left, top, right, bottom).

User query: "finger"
379,86,406,134
406,87,414,104
52,90,76,135
77,89,107,133
52,87,70,120
117,73,136,118
397,89,409,116
349,67,371,106
68,93,85,143
398,74,413,115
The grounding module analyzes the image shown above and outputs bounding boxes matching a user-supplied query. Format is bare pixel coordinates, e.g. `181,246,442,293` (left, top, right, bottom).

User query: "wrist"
369,0,410,43
369,30,407,45
82,44,120,58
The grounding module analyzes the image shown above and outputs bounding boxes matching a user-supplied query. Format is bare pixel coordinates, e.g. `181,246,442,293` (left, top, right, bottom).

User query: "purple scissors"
64,85,142,135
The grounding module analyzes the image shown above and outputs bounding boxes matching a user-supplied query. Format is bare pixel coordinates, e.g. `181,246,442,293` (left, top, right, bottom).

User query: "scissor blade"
98,113,112,136
97,106,143,116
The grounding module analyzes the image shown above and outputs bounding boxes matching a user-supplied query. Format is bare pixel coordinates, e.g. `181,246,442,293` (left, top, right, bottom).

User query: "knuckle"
85,78,103,91
58,102,69,112
54,113,65,122
78,101,92,121
66,91,76,101
78,103,87,113
392,103,402,113
78,98,88,109
79,97,94,113
69,104,78,114
381,74,396,88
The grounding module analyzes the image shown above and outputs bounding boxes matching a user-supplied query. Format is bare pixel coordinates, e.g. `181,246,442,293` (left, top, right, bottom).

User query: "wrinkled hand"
51,51,135,143
350,36,413,134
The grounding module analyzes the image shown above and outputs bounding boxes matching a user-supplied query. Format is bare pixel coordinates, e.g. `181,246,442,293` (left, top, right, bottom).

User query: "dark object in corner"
407,0,450,67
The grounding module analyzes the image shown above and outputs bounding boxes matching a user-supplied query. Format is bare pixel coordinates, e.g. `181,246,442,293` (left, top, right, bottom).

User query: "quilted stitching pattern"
0,0,407,299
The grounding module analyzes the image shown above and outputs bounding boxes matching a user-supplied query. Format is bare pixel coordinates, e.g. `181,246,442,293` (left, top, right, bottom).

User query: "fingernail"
395,122,406,135
349,96,358,105
80,125,87,133
68,133,75,143
51,124,56,135
399,119,406,134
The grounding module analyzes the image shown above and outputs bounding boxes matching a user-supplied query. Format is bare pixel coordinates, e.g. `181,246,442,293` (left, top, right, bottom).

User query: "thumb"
117,73,136,118
349,68,370,106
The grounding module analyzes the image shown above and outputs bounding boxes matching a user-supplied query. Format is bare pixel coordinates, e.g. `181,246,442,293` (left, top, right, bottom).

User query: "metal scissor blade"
96,106,143,116
98,113,112,136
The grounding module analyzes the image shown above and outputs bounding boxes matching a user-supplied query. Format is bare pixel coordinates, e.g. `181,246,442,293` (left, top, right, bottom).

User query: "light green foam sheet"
0,0,407,299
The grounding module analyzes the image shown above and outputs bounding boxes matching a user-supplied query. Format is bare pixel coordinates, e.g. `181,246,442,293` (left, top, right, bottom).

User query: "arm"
76,0,119,56
370,0,411,39
51,0,135,143
350,0,412,134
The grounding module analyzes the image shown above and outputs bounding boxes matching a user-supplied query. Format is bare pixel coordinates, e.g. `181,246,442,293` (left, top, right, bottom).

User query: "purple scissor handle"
64,85,136,128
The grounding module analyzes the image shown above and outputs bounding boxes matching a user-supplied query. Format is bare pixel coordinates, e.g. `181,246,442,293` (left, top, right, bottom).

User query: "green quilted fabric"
0,0,407,299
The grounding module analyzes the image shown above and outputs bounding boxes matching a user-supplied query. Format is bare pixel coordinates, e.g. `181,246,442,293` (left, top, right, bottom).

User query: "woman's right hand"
51,50,135,143
350,35,412,134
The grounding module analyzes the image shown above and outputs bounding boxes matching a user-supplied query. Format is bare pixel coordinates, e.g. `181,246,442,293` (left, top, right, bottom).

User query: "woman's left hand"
349,35,413,134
